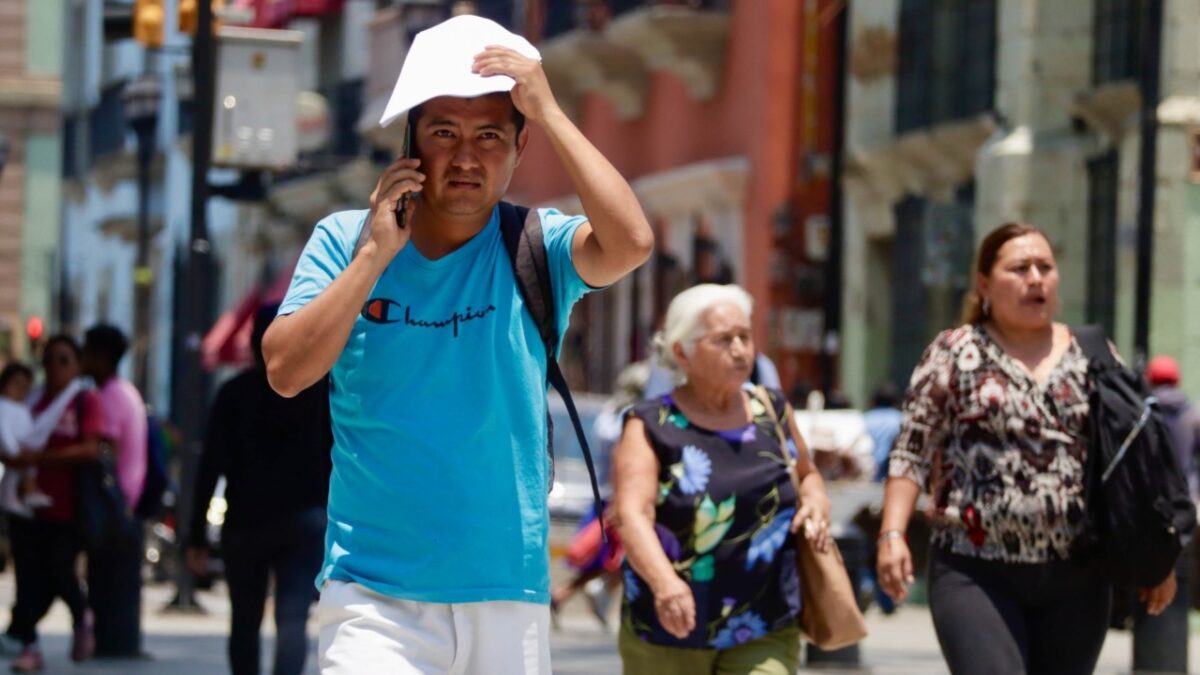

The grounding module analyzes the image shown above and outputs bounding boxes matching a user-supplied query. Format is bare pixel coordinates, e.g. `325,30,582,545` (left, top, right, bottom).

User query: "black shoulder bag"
74,395,141,554
1073,325,1196,588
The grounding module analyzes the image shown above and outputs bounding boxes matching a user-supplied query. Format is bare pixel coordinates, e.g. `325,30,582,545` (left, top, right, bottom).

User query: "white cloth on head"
379,14,541,128
318,580,551,675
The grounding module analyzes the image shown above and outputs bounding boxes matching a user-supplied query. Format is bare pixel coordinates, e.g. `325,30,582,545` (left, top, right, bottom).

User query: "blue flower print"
655,523,683,561
746,508,795,569
710,611,769,649
673,445,712,495
624,567,640,602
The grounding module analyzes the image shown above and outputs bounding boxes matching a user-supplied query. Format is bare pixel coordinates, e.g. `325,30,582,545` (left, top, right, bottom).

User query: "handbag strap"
753,385,804,500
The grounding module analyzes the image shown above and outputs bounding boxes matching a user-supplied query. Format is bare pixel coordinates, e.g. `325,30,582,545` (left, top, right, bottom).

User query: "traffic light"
25,316,43,355
179,0,225,35
133,0,165,48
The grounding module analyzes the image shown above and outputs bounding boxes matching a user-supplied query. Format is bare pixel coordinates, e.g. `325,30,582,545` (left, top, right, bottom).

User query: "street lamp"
122,74,161,398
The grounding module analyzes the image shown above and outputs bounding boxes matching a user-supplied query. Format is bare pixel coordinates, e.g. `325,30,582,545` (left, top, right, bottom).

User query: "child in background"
0,362,80,516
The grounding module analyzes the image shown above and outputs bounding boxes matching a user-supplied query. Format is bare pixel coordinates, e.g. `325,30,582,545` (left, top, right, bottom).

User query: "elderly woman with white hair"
612,284,832,675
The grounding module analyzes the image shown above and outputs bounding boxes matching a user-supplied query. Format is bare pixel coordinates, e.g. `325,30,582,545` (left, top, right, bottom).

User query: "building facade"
0,0,64,360
839,0,1200,404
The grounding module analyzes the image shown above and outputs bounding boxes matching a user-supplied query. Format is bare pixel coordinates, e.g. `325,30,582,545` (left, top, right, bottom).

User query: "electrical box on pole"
212,26,304,169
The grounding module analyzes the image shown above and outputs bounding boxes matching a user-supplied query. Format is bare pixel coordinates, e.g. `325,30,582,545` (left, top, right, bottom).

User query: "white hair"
653,283,753,379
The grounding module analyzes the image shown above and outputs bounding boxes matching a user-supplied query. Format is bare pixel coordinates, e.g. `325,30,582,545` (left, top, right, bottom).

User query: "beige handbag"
755,386,868,651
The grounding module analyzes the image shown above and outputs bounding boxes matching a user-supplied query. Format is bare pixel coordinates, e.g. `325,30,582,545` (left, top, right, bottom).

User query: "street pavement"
3,569,1199,673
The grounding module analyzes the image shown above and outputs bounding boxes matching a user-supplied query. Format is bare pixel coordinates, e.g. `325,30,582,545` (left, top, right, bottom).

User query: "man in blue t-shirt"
262,15,652,675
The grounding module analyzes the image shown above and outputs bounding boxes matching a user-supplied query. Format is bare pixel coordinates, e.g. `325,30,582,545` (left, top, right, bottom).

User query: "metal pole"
166,0,216,613
1132,0,1163,368
133,118,154,396
820,1,848,398
1130,2,1180,672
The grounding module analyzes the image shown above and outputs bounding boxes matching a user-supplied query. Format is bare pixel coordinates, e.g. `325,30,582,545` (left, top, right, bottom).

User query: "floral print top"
622,386,801,649
888,324,1092,563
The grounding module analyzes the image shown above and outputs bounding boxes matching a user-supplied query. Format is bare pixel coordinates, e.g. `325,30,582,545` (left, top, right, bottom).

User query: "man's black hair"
0,362,33,392
83,324,129,366
407,93,527,144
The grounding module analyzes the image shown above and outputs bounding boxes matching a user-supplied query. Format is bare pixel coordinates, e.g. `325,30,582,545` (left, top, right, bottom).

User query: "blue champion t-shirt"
278,206,592,604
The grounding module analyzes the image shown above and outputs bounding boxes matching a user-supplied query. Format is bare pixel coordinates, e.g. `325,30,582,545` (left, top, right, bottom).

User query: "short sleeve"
537,208,597,345
278,211,366,316
888,333,955,489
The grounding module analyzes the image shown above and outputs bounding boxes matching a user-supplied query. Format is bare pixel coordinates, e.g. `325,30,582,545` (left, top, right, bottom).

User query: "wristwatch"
878,529,906,544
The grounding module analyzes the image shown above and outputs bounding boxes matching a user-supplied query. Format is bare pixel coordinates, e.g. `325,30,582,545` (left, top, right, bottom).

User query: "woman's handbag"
756,386,868,651
73,396,140,554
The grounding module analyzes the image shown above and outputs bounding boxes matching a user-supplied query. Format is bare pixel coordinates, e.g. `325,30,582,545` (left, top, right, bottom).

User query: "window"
896,0,996,133
1087,151,1119,334
1093,0,1142,85
890,185,977,386
891,196,928,386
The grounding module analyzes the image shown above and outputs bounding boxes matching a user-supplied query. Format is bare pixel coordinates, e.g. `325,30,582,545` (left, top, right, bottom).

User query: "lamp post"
122,74,161,398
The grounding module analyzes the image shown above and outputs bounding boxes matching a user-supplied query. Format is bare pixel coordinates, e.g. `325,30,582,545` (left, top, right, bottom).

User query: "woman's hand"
652,575,696,640
877,535,914,603
1139,570,1178,616
792,490,833,553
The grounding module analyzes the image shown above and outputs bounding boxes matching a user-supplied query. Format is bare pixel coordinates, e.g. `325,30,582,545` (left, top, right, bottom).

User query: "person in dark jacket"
187,304,332,675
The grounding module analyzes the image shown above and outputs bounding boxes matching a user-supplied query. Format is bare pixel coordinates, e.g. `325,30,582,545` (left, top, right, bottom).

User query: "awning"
201,262,296,370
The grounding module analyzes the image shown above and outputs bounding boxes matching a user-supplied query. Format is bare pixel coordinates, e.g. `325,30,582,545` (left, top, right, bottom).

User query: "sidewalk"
4,568,1199,674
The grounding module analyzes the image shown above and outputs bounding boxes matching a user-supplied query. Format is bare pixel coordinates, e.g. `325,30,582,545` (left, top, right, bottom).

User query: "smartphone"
394,119,415,229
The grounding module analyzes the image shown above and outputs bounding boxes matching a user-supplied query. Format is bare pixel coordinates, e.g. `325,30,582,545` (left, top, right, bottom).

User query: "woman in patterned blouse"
876,223,1177,674
612,284,831,675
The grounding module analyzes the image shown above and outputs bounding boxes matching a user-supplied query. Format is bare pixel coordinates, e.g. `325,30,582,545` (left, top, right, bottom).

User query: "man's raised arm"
473,48,654,287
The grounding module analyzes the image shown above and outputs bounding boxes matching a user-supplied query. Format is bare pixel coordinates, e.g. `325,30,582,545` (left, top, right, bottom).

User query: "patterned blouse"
888,324,1092,563
622,387,801,649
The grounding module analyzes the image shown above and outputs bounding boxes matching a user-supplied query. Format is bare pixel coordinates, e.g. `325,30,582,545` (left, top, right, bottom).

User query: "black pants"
929,548,1110,675
222,507,325,675
87,521,144,656
6,518,87,646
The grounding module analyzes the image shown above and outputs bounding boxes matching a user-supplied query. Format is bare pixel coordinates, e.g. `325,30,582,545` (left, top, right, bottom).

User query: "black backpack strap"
498,202,606,539
1072,324,1118,370
499,202,556,350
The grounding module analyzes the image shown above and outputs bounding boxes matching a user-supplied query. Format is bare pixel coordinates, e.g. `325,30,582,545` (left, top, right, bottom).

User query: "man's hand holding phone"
362,157,423,262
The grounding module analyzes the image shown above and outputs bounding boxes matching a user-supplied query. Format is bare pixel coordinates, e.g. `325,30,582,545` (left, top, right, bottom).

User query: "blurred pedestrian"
863,382,902,483
261,15,651,674
876,223,1176,674
550,361,648,628
613,284,831,675
187,304,331,675
1133,354,1200,668
80,324,147,657
1145,356,1200,499
4,336,99,671
0,362,59,516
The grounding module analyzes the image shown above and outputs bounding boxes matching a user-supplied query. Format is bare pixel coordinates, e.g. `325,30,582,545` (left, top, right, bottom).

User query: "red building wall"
509,0,808,350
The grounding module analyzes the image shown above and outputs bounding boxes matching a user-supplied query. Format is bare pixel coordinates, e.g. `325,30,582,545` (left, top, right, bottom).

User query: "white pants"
318,581,551,675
